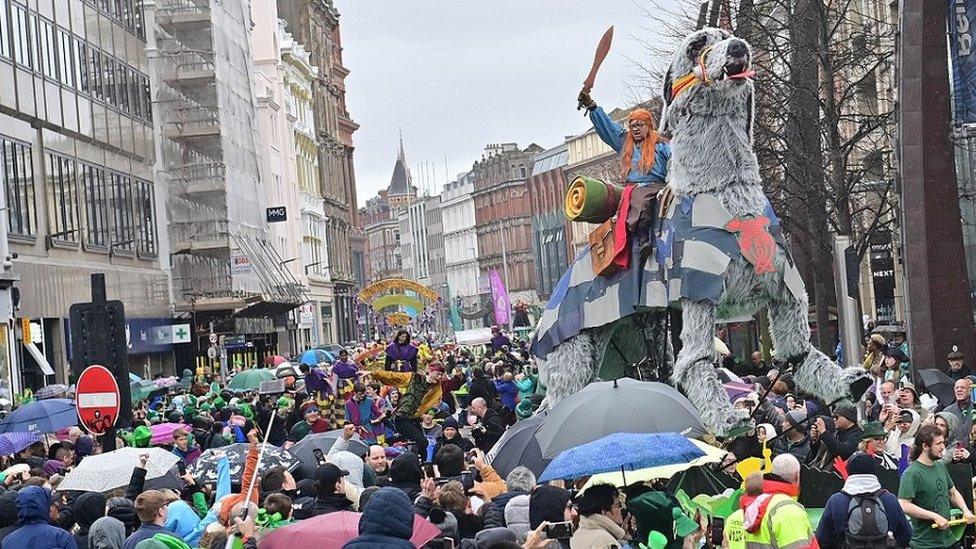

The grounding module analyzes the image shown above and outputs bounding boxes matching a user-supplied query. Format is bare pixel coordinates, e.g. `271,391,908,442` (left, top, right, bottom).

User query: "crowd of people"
0,325,972,548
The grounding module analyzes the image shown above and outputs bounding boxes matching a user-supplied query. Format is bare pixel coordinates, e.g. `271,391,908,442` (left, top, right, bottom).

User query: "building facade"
276,0,359,344
527,143,571,301
471,143,543,313
1,0,176,389
361,142,416,284
441,171,481,329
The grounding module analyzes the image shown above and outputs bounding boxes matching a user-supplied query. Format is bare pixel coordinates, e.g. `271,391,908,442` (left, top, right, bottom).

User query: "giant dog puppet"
658,28,868,434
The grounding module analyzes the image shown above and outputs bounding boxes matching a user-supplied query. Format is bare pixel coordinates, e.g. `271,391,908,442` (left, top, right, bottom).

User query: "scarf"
841,474,882,496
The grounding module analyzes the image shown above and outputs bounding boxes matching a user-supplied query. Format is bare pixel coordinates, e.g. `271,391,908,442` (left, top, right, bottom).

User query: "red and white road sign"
75,365,120,435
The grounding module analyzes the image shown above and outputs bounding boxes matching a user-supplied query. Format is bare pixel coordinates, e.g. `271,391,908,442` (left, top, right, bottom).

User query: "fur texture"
662,29,867,435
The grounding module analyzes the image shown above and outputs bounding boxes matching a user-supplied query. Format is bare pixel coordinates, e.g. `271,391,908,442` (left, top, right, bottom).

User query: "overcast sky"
335,0,687,206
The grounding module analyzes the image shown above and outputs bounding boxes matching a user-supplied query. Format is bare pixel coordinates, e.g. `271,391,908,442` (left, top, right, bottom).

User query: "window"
74,39,87,93
45,153,79,242
103,55,115,105
1,137,35,236
81,164,109,247
108,172,133,251
142,74,151,122
134,179,155,254
134,0,145,40
57,28,73,87
11,2,31,67
0,0,10,59
99,0,112,18
89,48,102,100
38,18,56,80
130,68,141,118
116,60,128,112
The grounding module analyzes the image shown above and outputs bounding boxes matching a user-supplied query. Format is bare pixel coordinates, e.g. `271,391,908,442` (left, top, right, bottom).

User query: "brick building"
527,143,572,301
471,143,544,307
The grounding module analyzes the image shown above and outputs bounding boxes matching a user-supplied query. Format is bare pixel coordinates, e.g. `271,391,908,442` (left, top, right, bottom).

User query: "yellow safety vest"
726,509,746,549
743,494,815,549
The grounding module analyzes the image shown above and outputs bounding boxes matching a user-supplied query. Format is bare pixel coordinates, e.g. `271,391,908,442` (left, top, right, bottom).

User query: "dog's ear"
660,67,674,135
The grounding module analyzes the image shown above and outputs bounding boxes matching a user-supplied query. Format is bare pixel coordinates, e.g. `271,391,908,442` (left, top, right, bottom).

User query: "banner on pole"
949,0,976,124
488,270,511,326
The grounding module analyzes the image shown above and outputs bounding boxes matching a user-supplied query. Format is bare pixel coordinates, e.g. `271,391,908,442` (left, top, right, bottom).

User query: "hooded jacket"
815,474,912,549
0,490,20,544
884,408,920,458
162,500,200,543
384,452,422,502
4,486,77,549
740,476,813,549
88,516,126,549
341,487,415,549
483,490,525,530
504,494,532,542
73,491,107,549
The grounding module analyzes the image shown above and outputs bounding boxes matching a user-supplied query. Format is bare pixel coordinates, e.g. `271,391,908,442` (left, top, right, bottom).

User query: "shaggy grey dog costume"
660,28,867,435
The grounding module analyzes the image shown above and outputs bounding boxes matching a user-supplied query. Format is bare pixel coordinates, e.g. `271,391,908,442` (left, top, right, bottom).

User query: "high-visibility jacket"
726,509,746,549
743,494,817,549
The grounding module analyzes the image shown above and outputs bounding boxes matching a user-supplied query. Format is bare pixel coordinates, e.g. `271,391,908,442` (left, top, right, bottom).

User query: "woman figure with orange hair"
578,90,670,187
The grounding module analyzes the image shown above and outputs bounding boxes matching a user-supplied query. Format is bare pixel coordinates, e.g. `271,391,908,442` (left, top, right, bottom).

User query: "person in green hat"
132,425,152,448
627,490,686,549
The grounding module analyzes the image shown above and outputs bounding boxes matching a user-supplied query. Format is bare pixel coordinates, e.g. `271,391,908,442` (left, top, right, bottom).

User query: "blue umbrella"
0,432,40,455
299,349,333,366
538,432,705,482
0,399,77,434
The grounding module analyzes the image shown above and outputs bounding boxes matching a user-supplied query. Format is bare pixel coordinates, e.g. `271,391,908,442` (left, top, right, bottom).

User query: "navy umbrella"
538,432,705,482
485,415,550,478
0,399,76,434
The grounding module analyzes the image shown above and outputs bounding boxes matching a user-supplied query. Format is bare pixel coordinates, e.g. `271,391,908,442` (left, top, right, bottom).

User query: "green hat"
673,508,699,537
641,531,669,549
277,396,293,409
239,403,254,420
861,421,886,439
187,395,198,406
133,425,152,448
212,396,225,409
182,405,196,418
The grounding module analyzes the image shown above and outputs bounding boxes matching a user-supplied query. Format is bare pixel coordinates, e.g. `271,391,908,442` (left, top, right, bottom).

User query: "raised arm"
588,106,626,152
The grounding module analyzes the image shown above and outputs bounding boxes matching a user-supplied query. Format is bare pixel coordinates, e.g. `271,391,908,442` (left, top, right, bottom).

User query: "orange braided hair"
620,108,659,179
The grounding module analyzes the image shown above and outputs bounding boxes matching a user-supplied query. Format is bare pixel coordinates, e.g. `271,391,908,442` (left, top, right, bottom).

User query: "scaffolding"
151,0,306,317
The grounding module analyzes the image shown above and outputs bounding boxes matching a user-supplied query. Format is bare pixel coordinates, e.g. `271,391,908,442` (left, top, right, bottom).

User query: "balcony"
170,219,231,257
163,105,221,142
170,162,226,198
157,0,211,30
161,54,216,87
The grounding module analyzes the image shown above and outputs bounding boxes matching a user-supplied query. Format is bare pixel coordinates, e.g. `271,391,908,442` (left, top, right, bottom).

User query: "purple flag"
489,269,511,326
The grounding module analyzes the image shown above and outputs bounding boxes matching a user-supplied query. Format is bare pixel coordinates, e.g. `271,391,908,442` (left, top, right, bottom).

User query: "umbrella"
35,384,69,400
150,423,189,445
535,379,704,458
130,380,160,403
485,415,550,478
0,399,76,434
259,510,441,548
716,367,743,383
189,443,300,485
299,349,333,366
918,369,956,407
227,369,276,392
288,429,369,478
264,355,289,366
144,468,186,492
128,372,142,382
58,447,179,492
538,432,705,482
723,382,754,402
579,438,728,491
0,432,40,456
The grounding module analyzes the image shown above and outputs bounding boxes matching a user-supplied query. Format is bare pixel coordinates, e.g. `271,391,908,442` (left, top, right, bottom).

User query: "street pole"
500,223,512,334
832,235,862,368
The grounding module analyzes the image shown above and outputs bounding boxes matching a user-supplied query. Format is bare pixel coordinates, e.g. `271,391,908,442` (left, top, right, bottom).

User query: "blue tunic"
589,106,670,185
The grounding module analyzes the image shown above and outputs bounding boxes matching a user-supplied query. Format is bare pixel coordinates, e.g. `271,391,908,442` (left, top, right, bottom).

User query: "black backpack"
844,490,891,549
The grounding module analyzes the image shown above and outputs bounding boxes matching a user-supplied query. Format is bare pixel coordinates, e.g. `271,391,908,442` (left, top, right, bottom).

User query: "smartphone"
177,461,187,476
423,463,436,479
711,517,726,547
312,448,326,466
425,539,454,549
956,441,965,451
544,521,575,539
435,477,453,486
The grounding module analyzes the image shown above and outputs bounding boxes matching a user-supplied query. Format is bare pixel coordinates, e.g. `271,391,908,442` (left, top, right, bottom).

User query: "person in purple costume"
385,330,418,372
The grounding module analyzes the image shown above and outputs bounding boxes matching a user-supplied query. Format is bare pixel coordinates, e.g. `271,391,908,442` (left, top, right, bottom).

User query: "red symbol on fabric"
726,216,777,275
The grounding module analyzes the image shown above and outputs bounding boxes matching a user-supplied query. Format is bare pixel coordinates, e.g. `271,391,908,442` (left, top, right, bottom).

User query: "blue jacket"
342,487,415,549
123,523,178,549
494,380,518,411
3,486,76,549
589,106,669,185
816,486,912,549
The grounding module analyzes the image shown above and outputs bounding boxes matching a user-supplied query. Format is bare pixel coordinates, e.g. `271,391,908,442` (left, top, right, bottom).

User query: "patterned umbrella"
34,385,69,400
0,399,76,434
57,447,179,492
150,422,189,445
227,369,276,392
538,432,705,482
189,443,299,485
0,432,40,456
288,429,369,478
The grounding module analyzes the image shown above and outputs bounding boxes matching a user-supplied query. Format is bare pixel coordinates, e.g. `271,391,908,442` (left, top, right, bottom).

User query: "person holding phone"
569,484,627,548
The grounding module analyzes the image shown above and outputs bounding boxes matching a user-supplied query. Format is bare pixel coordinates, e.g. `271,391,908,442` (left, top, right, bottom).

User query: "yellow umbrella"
580,438,728,491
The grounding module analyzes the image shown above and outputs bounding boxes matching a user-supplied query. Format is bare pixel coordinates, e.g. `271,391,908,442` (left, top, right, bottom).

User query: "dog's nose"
728,39,748,58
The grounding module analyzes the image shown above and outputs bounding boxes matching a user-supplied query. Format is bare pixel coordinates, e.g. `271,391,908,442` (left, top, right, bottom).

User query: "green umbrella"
130,380,157,403
227,368,275,392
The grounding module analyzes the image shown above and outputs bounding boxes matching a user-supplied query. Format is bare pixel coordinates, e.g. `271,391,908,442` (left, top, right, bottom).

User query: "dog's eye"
686,36,708,59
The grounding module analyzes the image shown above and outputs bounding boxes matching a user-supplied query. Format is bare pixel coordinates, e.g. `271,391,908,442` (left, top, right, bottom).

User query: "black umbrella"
535,379,704,458
144,467,185,492
485,415,550,478
918,369,956,408
188,443,300,485
288,430,369,479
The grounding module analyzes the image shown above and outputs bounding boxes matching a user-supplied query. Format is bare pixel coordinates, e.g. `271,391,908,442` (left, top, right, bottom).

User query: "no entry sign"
76,365,121,435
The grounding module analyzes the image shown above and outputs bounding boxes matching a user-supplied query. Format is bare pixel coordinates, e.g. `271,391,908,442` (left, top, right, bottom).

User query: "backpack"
844,491,891,549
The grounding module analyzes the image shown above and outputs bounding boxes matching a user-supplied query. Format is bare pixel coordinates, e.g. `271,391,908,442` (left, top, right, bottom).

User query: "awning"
24,343,55,376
